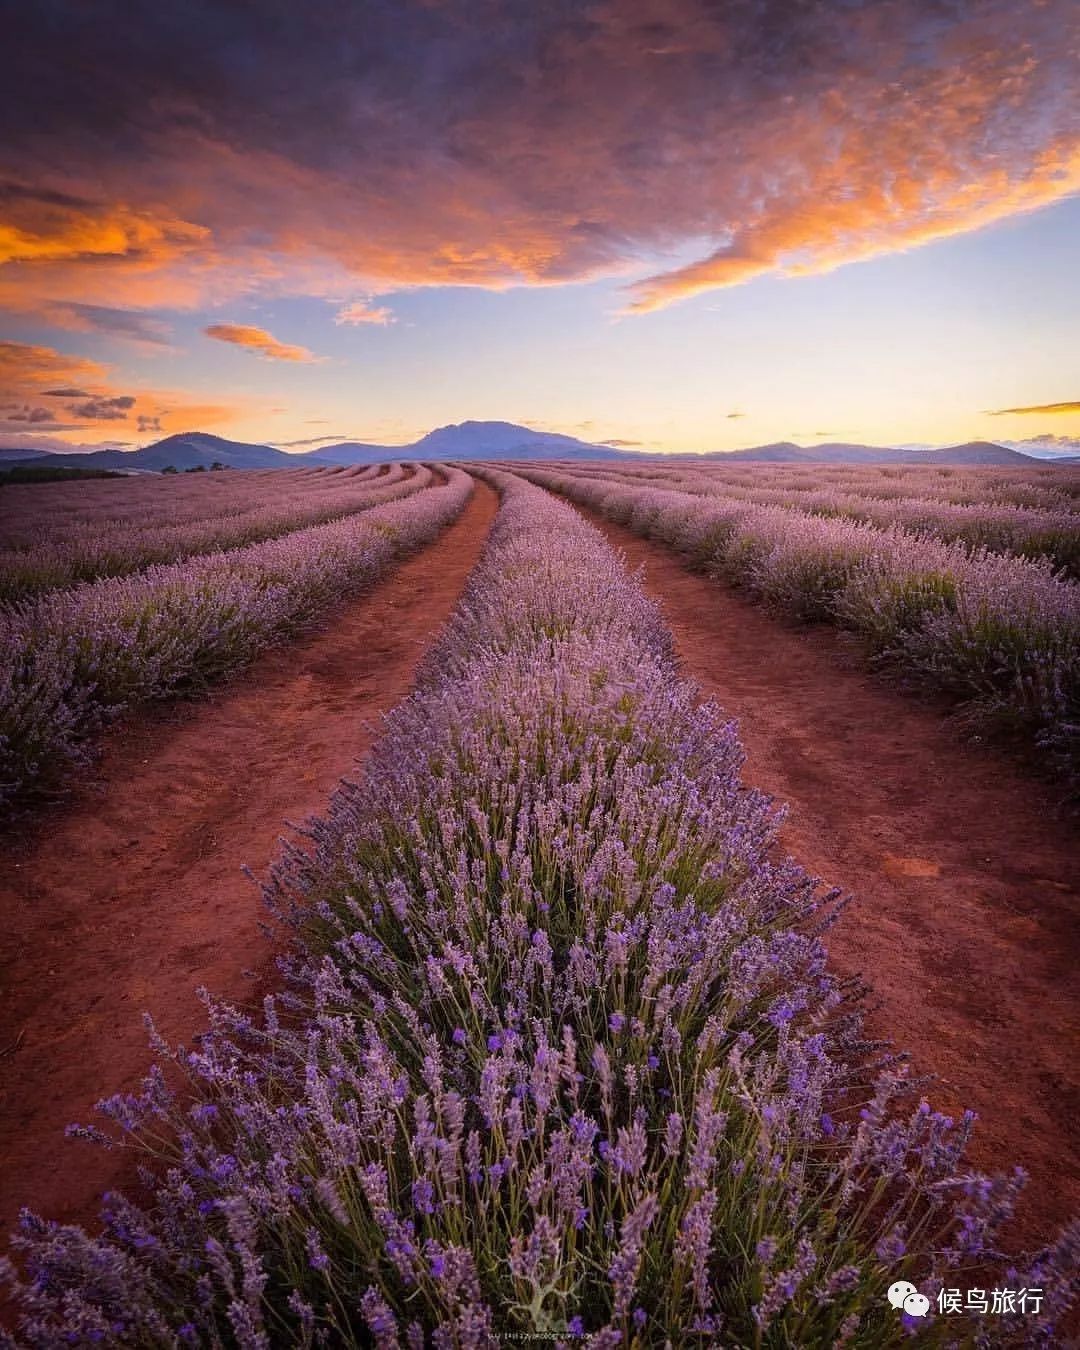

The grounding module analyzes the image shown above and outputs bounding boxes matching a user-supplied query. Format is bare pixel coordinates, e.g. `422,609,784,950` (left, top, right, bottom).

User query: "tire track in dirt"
0,480,498,1241
580,504,1079,1252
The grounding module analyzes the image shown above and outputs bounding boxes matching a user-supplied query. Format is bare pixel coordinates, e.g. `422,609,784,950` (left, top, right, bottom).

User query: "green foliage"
0,465,125,485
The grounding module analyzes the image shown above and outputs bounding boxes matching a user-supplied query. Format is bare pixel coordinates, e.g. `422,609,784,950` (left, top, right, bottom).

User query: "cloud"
1004,443,1080,458
68,394,136,420
3,404,58,424
336,299,395,326
0,339,234,439
0,185,209,266
987,401,1080,416
0,432,133,453
622,141,1080,312
203,323,316,362
726,412,745,420
1000,433,1080,458
277,433,353,446
0,340,106,393
0,184,220,312
601,438,643,447
0,1,1075,318
41,302,173,346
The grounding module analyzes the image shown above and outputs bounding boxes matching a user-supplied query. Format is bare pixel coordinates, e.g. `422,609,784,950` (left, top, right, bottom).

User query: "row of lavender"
3,468,1074,1347
559,463,1080,577
0,468,472,810
564,462,1080,512
515,466,1080,782
0,465,380,547
0,466,422,602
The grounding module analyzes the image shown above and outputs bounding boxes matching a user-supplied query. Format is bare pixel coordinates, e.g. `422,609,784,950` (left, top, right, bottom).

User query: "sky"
1,0,1078,457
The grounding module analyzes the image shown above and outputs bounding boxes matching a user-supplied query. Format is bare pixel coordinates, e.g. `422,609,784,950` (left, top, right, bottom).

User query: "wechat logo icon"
888,1280,930,1318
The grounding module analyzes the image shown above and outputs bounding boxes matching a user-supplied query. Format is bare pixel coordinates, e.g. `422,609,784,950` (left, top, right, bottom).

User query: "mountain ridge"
0,433,334,472
1,423,1062,470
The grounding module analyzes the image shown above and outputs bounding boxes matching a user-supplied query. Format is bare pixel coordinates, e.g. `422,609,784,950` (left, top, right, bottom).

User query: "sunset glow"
2,0,1078,456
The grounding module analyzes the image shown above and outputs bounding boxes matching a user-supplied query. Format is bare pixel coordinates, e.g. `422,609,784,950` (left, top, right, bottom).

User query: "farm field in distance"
0,456,1077,1346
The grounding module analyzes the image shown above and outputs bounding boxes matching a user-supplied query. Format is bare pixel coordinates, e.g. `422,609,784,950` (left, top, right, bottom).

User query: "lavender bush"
513,467,1080,782
0,465,424,602
0,469,472,808
565,466,1080,577
2,469,1074,1347
554,462,1080,515
0,465,389,553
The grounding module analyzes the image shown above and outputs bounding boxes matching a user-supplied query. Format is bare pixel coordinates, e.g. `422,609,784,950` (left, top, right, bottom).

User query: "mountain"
697,440,1039,466
309,441,405,466
795,442,910,464
412,420,625,460
3,433,331,472
137,433,322,470
311,421,630,464
909,441,1037,466
6,424,1062,472
705,442,808,463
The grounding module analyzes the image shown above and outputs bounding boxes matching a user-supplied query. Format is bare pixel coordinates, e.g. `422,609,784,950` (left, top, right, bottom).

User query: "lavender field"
0,465,424,602
1,462,1078,1347
6,0,1080,1340
0,467,471,808
514,462,1080,786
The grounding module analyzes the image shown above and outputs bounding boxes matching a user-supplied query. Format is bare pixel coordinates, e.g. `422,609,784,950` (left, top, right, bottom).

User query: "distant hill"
413,420,627,460
313,421,630,464
911,441,1037,466
137,433,321,470
709,442,809,463
3,433,330,472
311,441,406,466
790,442,911,464
5,424,1062,472
698,440,1038,466
310,425,1051,467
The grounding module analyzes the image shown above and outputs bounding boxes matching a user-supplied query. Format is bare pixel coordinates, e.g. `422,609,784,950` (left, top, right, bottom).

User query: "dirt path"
584,508,1079,1251
0,482,497,1241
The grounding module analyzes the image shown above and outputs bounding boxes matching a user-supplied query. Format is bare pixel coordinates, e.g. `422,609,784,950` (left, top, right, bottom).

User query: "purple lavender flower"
2,464,1073,1350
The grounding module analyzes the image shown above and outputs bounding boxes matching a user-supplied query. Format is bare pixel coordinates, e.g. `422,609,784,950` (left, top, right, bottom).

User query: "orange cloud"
335,298,395,326
1,0,1077,322
987,401,1080,416
0,339,106,391
623,140,1080,312
203,323,317,362
0,186,225,312
0,191,208,266
0,339,234,439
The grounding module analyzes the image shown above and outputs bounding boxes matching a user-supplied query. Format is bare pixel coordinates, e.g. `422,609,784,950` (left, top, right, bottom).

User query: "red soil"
585,509,1079,1252
0,482,497,1242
